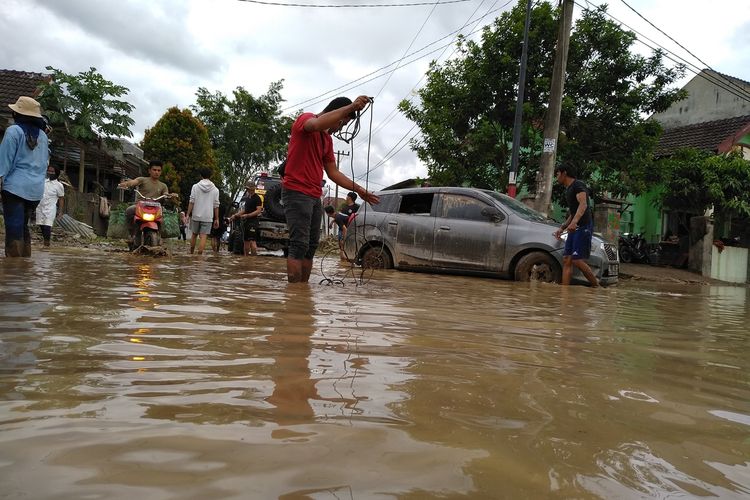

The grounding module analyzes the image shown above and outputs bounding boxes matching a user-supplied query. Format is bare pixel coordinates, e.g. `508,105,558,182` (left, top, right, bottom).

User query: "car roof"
375,186,505,199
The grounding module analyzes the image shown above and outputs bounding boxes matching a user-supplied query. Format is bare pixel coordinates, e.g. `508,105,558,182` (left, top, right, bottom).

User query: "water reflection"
0,250,748,498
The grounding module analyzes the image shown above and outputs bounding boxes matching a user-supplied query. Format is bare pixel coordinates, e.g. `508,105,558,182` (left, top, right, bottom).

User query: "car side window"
398,193,434,215
439,194,491,221
369,194,399,213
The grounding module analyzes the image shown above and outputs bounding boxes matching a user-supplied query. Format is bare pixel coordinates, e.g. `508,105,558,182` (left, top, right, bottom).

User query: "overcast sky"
1,0,748,191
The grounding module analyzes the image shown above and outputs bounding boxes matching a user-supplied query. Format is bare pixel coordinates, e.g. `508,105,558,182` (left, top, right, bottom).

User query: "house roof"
0,69,47,110
712,69,750,89
655,114,750,157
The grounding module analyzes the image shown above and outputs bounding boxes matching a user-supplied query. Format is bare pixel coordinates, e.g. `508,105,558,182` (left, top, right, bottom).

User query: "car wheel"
361,246,393,269
619,246,633,263
514,251,561,283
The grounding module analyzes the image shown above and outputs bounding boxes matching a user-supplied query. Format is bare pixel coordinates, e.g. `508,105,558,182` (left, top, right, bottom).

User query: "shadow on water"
0,248,749,498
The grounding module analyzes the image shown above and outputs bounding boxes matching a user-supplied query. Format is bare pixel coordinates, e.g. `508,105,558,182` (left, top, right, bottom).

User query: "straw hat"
8,96,42,118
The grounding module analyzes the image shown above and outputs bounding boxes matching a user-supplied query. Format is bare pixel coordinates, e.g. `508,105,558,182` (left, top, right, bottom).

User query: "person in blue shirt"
0,96,49,257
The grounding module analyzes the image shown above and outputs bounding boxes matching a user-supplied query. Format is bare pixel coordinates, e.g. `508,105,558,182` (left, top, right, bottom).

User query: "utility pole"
534,0,574,215
334,150,350,207
508,0,533,199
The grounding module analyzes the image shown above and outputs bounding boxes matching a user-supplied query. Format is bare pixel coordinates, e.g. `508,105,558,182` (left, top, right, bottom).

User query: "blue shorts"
564,222,593,260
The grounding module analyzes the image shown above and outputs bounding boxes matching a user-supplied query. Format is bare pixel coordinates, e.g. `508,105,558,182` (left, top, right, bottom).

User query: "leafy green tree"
400,2,686,198
37,66,135,192
141,107,217,209
191,82,293,202
656,149,750,218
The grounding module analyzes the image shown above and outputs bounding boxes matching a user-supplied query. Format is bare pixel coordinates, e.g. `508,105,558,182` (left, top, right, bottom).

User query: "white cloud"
1,0,747,190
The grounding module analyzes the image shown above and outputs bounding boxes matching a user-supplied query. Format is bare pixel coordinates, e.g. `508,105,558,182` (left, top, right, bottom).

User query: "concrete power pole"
535,0,575,215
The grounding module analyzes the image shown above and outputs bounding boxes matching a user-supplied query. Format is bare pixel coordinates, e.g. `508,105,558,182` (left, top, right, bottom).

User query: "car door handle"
439,226,450,230
388,221,398,226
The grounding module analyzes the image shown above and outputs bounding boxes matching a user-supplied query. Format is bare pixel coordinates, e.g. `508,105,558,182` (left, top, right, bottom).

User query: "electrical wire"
320,100,384,287
237,0,472,7
618,0,750,100
576,0,750,103
353,0,528,183
374,0,443,99
359,0,501,145
281,2,509,112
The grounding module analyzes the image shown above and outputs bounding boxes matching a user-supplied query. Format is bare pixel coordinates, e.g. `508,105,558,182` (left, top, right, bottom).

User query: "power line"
576,1,750,103
281,2,508,111
237,0,472,7
356,0,515,180
374,0,443,99
361,0,500,145
617,0,750,100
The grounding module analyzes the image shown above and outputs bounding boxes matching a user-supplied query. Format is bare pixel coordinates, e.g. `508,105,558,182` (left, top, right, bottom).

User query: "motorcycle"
618,232,660,264
129,189,171,252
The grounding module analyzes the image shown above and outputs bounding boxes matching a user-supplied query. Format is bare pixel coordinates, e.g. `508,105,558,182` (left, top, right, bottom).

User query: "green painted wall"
619,189,662,243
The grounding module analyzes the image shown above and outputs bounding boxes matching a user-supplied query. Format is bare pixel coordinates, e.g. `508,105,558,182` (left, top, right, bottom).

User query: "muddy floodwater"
1,248,749,499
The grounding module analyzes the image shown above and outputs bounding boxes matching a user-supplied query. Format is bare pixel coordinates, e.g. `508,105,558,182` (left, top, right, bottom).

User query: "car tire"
361,246,393,269
514,251,561,283
264,184,286,222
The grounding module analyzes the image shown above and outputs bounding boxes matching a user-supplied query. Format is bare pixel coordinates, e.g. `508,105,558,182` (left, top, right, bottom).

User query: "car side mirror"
481,207,505,223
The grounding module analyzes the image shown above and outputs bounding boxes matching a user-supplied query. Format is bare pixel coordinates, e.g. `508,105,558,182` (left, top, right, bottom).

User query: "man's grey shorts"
190,219,212,235
282,188,323,260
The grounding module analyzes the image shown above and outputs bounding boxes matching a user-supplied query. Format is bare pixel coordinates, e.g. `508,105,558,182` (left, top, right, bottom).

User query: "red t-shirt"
282,113,335,198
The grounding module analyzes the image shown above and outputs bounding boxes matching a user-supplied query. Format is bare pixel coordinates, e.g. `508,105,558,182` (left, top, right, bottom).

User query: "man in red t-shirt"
282,95,379,283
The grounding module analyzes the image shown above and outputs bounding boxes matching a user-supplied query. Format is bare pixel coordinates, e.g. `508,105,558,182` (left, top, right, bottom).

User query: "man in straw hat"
0,96,49,257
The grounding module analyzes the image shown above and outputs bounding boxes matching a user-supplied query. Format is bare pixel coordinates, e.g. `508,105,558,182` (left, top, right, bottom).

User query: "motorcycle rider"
117,160,176,243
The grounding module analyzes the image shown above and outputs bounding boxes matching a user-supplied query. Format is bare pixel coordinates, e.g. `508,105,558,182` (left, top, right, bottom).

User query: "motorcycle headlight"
142,213,156,222
560,232,568,241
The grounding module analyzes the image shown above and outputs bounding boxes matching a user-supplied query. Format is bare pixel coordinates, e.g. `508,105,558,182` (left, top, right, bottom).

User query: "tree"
191,82,293,202
140,107,217,209
400,2,686,198
36,66,135,192
656,149,750,218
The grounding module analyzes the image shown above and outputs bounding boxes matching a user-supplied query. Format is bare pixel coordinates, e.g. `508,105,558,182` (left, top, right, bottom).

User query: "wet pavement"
1,248,749,498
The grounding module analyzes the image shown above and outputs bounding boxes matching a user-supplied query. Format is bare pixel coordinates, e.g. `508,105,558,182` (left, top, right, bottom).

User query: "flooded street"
1,249,749,499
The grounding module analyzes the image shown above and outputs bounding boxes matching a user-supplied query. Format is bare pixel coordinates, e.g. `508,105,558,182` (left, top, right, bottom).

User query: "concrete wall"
593,203,621,244
651,70,750,128
689,216,714,277
711,246,749,283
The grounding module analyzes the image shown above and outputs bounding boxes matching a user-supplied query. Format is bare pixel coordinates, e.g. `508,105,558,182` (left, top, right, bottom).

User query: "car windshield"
485,191,552,223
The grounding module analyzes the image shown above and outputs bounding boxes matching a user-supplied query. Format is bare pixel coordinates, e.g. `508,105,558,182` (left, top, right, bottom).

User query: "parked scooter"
129,189,171,252
618,232,660,264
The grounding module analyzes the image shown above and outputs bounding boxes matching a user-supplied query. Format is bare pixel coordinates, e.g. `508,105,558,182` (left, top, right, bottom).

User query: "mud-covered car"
344,186,618,285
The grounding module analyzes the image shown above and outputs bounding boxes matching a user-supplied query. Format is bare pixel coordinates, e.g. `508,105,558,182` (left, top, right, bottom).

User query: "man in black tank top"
552,164,599,287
